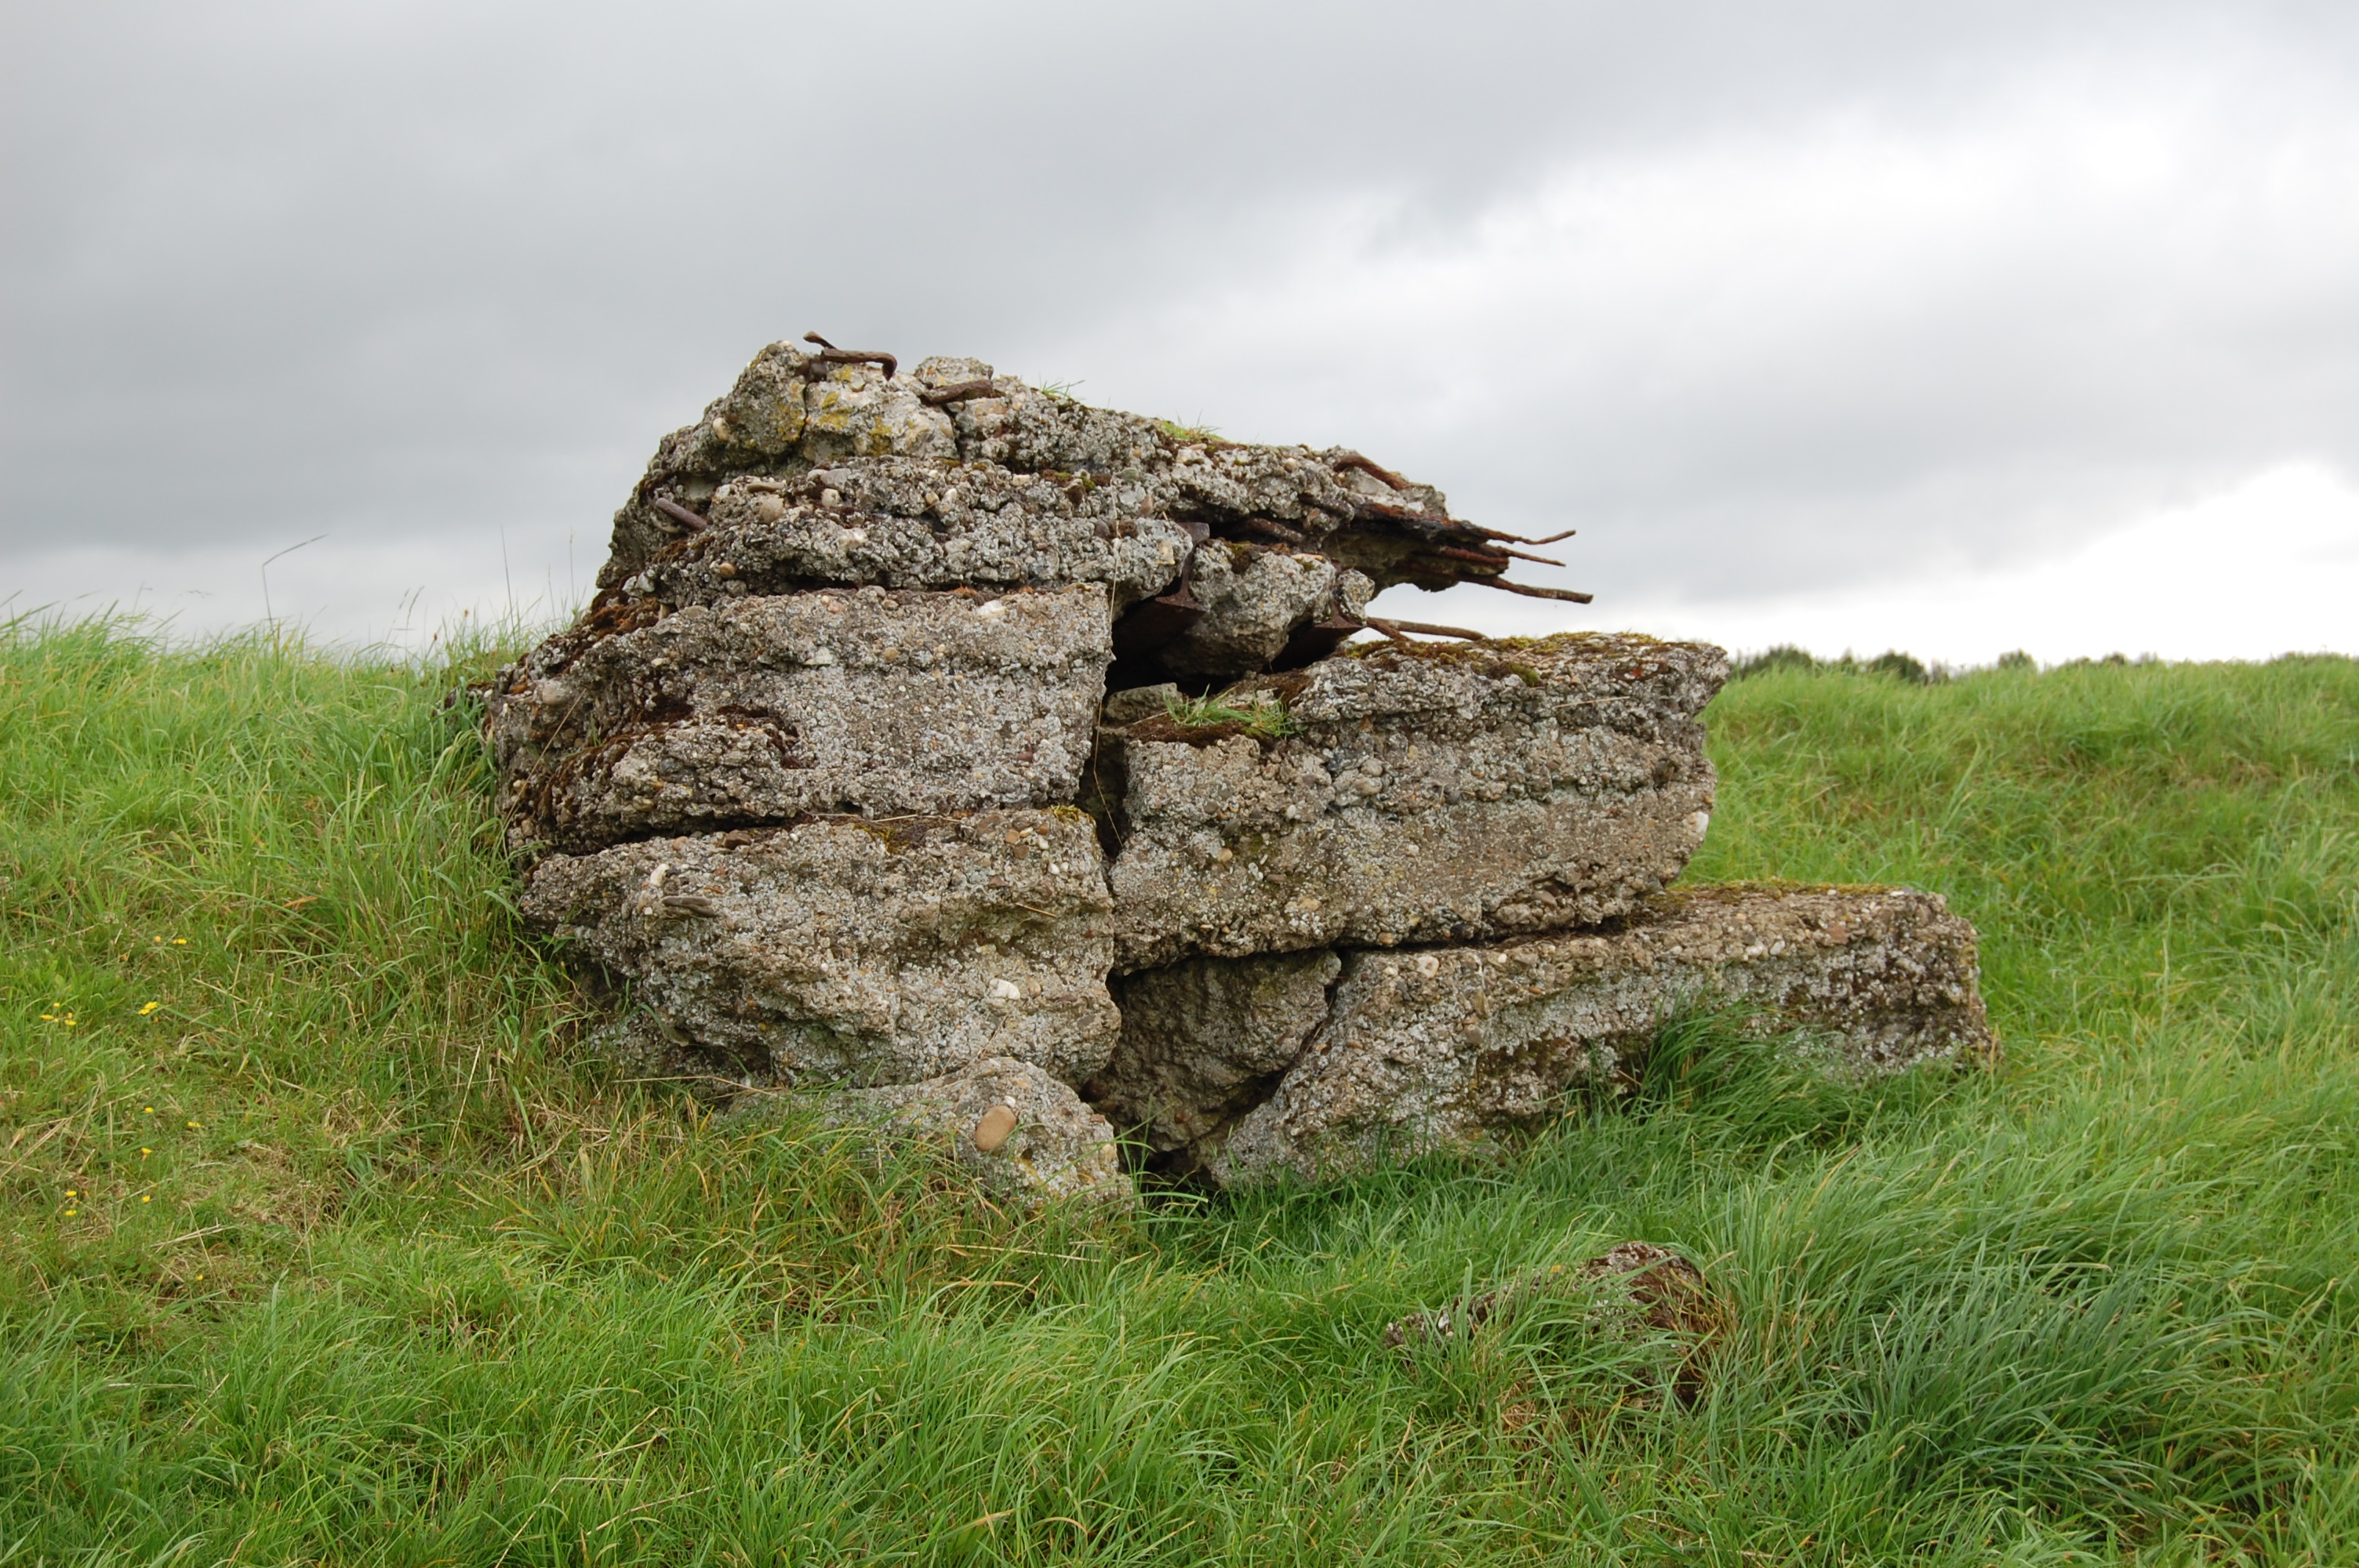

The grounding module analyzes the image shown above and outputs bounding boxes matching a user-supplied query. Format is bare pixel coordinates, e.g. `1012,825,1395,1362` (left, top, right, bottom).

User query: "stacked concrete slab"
489,339,1995,1205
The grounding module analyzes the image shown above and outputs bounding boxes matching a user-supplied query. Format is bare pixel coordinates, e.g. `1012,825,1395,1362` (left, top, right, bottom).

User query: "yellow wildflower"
140,1001,161,1016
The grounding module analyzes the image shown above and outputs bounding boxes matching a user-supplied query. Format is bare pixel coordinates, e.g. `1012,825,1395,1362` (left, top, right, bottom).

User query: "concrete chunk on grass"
1100,884,1992,1187
1091,633,1728,970
487,583,1111,853
520,809,1121,1091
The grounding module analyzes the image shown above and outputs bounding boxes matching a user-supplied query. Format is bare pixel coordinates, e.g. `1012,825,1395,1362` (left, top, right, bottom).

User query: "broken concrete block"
597,342,1568,615
1084,949,1343,1158
939,377,1444,537
612,457,1192,612
518,809,1121,1090
486,583,1111,853
1143,543,1374,683
1189,884,1994,1186
1091,633,1727,970
943,376,1177,480
706,338,812,457
604,353,961,582
600,356,1170,592
798,360,960,463
806,1056,1136,1210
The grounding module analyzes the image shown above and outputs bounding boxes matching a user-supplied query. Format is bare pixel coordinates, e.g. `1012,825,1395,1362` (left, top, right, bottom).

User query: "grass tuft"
1163,689,1301,739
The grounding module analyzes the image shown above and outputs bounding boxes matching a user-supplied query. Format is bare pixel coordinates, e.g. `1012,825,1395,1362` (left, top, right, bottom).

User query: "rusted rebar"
1235,517,1310,544
1470,525,1582,546
1330,452,1411,490
650,497,709,532
919,378,997,406
1361,617,1490,642
1469,578,1595,604
802,331,899,380
1432,545,1514,568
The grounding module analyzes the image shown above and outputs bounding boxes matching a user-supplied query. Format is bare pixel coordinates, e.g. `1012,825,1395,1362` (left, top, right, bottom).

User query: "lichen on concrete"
616,457,1194,612
1148,544,1374,682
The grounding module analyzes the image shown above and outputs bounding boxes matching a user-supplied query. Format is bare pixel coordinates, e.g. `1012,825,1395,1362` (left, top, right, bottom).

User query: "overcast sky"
6,0,2357,662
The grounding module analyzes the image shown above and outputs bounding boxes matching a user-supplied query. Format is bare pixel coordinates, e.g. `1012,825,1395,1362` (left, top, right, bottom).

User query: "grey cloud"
5,0,2358,632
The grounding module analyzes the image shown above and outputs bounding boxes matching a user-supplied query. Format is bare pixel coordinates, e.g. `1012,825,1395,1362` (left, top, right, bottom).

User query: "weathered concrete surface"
1186,884,1994,1186
487,584,1111,853
613,456,1193,612
1091,634,1726,970
841,1057,1133,1208
519,809,1121,1090
598,341,1515,605
1085,949,1342,1157
942,375,1454,529
1148,543,1375,682
603,349,954,585
729,1056,1135,1210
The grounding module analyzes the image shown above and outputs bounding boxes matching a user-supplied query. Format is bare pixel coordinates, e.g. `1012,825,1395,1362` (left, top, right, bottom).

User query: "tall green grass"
4,620,2357,1564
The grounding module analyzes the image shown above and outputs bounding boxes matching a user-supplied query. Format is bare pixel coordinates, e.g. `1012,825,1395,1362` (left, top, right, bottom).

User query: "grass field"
5,620,2357,1565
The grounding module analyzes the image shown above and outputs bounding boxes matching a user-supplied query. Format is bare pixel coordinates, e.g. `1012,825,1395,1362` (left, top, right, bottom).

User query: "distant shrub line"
1729,644,2191,683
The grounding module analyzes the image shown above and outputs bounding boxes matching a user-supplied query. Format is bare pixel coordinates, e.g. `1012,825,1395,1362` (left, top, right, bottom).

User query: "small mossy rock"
1384,1241,1717,1352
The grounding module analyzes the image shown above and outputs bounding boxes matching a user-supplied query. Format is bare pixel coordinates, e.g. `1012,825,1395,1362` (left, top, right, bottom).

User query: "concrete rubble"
1085,949,1343,1163
1150,885,1995,1187
491,336,1997,1207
